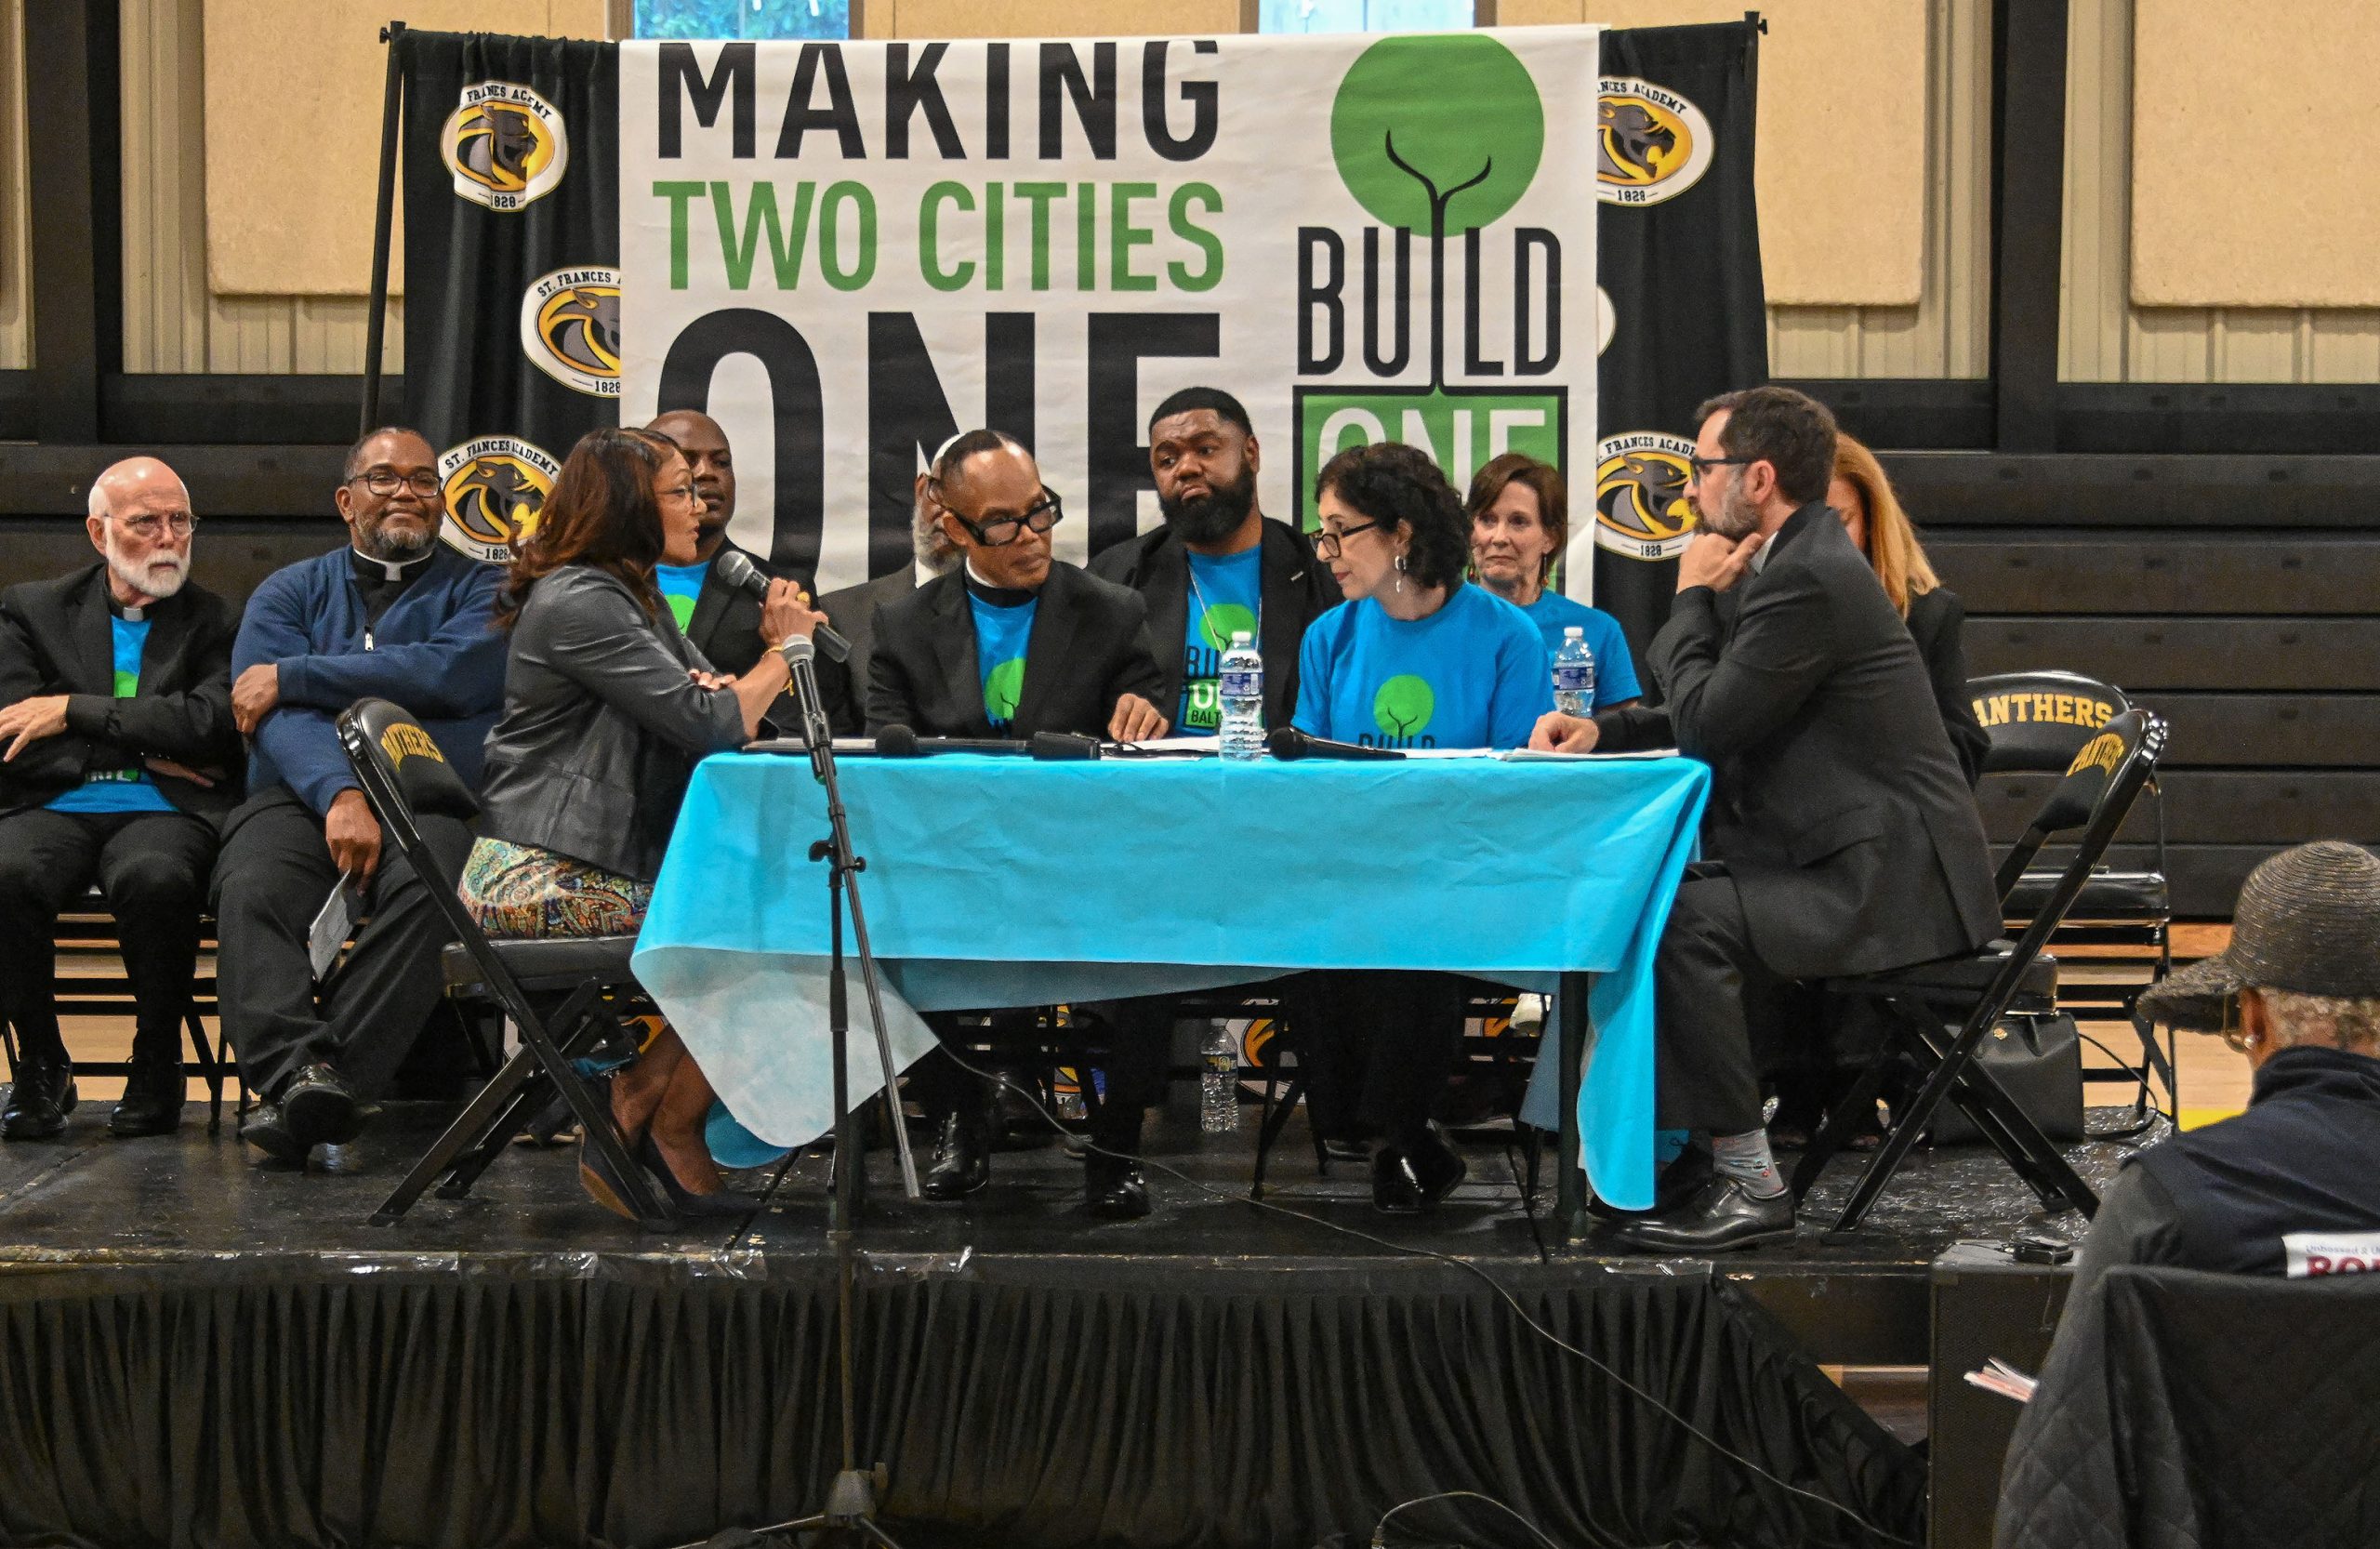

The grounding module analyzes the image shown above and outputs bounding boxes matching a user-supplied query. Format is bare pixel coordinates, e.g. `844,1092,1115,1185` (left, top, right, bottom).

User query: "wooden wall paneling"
1981,773,2377,848
1928,535,2380,615
1964,618,2380,692
2123,695,2380,769
0,0,32,371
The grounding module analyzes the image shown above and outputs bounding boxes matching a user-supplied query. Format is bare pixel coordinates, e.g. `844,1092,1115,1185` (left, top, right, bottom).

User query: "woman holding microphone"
1287,441,1551,1212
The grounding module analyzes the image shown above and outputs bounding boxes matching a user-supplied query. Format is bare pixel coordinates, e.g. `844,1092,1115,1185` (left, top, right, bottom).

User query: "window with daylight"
1258,0,1475,32
634,0,851,40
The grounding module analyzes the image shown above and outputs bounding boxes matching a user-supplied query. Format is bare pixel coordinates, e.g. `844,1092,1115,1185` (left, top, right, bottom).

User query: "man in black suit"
1533,386,1999,1251
814,448,961,711
0,457,242,1139
869,429,1170,1216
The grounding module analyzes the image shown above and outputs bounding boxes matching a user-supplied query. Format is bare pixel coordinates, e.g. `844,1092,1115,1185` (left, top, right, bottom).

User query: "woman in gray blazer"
462,426,819,1217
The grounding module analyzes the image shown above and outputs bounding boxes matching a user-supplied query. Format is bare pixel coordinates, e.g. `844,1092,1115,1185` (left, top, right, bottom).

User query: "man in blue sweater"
211,427,506,1163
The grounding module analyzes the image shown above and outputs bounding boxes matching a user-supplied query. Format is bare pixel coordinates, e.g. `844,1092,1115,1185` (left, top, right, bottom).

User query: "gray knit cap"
2137,841,2380,1031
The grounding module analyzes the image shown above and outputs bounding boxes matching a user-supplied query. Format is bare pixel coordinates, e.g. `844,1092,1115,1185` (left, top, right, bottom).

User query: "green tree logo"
1331,36,1545,388
1198,602,1259,653
985,656,1025,723
1371,674,1436,738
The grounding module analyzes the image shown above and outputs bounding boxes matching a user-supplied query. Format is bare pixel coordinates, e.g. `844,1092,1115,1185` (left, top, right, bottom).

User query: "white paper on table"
307,876,363,981
1502,747,1683,761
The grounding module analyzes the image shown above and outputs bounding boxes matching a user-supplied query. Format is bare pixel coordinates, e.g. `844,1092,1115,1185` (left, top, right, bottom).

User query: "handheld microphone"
873,725,1104,761
1266,725,1405,762
715,549,852,664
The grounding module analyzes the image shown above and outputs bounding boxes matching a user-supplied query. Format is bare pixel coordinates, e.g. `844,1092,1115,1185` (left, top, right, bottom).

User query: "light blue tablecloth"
632,751,1709,1210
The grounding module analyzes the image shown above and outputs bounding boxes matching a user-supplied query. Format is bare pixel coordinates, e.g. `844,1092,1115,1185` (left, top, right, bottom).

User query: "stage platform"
0,1100,2162,1549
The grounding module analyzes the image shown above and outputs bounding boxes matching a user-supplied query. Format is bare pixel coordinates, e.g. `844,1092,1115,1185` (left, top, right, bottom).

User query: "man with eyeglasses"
1529,386,1997,1251
866,429,1170,1213
211,426,507,1166
0,457,241,1139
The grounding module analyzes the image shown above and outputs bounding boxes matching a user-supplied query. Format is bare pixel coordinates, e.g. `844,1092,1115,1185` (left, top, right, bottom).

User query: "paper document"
308,876,364,981
1964,1358,2038,1404
1502,746,1683,761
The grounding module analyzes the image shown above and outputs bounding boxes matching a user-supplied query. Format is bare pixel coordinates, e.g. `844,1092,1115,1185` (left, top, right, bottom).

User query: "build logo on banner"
616,30,1599,590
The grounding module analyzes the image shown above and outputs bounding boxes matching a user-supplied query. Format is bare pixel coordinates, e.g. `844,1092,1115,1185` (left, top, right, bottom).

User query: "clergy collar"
962,560,1037,609
350,545,435,584
110,596,146,623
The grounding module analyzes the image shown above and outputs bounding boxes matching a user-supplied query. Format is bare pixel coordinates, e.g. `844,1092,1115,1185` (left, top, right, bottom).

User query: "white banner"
619,27,1599,592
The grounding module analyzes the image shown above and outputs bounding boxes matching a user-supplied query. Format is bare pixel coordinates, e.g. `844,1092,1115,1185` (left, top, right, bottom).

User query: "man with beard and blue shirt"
212,427,507,1167
1077,389,1342,1214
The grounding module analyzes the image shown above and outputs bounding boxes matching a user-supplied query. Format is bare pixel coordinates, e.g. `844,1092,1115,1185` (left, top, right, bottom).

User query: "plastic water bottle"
1200,1023,1239,1132
1554,625,1596,716
1218,630,1264,761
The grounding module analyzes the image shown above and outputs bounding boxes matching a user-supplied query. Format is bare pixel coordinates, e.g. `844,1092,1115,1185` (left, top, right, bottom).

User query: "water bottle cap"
1565,626,1583,638
1231,630,1252,644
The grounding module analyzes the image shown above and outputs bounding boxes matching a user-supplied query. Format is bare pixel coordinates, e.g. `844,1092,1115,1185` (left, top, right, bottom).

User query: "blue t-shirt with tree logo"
654,561,708,634
1519,590,1642,708
46,615,176,814
1292,582,1551,751
968,591,1038,733
1177,546,1263,735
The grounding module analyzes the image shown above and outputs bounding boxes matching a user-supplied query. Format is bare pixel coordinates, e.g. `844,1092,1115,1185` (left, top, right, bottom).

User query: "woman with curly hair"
1286,441,1552,1214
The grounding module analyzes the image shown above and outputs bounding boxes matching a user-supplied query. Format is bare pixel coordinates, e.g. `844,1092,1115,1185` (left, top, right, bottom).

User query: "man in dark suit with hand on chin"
867,428,1170,1217
1532,386,1998,1251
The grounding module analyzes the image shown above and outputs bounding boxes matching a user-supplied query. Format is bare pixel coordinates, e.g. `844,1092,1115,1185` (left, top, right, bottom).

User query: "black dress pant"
1282,969,1468,1150
909,997,1172,1145
1652,868,1808,1135
0,806,217,1066
210,788,472,1101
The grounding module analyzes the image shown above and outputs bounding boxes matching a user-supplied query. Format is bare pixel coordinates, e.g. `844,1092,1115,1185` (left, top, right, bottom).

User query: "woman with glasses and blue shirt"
1287,440,1552,1211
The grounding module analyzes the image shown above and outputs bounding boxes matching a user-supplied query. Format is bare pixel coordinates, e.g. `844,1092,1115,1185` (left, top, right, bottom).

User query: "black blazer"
866,562,1166,739
477,565,747,881
1089,516,1341,730
815,565,919,737
1599,502,1999,981
1907,585,1989,788
682,539,856,735
0,564,242,820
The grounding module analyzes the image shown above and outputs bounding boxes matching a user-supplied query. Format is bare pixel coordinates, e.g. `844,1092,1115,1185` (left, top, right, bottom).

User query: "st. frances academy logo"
1595,432,1699,562
521,267,621,397
441,81,567,211
439,436,561,563
1596,78,1712,206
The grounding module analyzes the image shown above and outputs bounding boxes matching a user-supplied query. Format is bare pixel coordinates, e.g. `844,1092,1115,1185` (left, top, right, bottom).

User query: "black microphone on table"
874,723,1103,761
714,549,852,664
1265,725,1404,762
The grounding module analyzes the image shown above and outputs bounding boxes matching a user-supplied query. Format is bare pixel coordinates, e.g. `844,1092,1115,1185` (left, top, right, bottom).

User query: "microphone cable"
751,1039,1919,1549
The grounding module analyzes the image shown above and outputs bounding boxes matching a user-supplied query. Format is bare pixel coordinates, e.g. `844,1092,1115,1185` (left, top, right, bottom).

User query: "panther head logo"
1598,99,1678,185
1596,447,1698,547
445,457,547,552
455,101,546,192
536,287,620,377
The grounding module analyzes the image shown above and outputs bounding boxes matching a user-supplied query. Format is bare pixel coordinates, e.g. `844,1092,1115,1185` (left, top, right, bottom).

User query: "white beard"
106,534,188,601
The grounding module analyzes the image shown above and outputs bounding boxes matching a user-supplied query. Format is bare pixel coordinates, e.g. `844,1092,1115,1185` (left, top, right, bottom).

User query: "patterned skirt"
458,836,654,940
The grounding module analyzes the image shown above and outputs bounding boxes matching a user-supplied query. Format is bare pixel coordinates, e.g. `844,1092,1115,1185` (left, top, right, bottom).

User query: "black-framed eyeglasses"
1688,456,1753,479
935,485,1064,547
1310,518,1384,560
349,469,443,498
115,512,199,539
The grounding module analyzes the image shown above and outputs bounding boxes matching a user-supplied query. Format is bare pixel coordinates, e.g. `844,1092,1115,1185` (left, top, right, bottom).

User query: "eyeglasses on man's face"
1310,518,1384,560
350,468,443,498
1688,455,1753,480
937,486,1064,547
115,512,198,540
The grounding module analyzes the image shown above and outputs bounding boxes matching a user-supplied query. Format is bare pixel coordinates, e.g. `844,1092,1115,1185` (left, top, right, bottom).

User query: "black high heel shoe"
638,1134,757,1219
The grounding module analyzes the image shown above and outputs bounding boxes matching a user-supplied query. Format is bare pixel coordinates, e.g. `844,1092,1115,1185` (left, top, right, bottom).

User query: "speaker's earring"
1394,550,1408,593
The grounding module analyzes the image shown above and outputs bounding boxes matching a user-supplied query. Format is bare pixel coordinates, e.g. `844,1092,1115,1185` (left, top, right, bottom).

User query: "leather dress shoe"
281,1063,365,1148
1371,1128,1468,1214
2,1054,77,1140
1085,1152,1152,1220
1607,1176,1795,1254
110,1057,185,1137
238,1099,309,1163
920,1111,989,1199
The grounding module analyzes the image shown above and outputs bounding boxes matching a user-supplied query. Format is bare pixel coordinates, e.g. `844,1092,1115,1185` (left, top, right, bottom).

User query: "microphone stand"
714,634,916,1549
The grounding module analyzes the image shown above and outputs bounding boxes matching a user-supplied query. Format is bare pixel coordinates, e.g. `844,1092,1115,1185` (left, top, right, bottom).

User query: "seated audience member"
0,458,240,1139
1464,451,1641,709
867,429,1170,1211
643,407,856,735
1532,387,1998,1251
466,427,820,1216
1081,386,1341,1216
1289,440,1553,1213
1996,841,2380,1546
214,427,508,1165
813,442,962,707
1828,434,1987,785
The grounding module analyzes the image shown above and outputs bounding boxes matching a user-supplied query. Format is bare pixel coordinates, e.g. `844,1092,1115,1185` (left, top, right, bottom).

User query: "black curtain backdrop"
0,1267,1921,1549
1593,22,1770,685
399,29,619,563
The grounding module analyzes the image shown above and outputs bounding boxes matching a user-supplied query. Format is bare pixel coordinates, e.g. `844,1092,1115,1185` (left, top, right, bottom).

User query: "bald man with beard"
0,457,241,1140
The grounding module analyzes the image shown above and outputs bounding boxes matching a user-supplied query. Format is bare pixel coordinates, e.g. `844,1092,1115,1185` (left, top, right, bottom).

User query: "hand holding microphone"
716,549,851,663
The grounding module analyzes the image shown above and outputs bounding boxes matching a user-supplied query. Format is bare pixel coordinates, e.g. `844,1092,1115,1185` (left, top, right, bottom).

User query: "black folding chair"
1793,709,2169,1232
334,698,673,1229
1970,670,2176,1112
